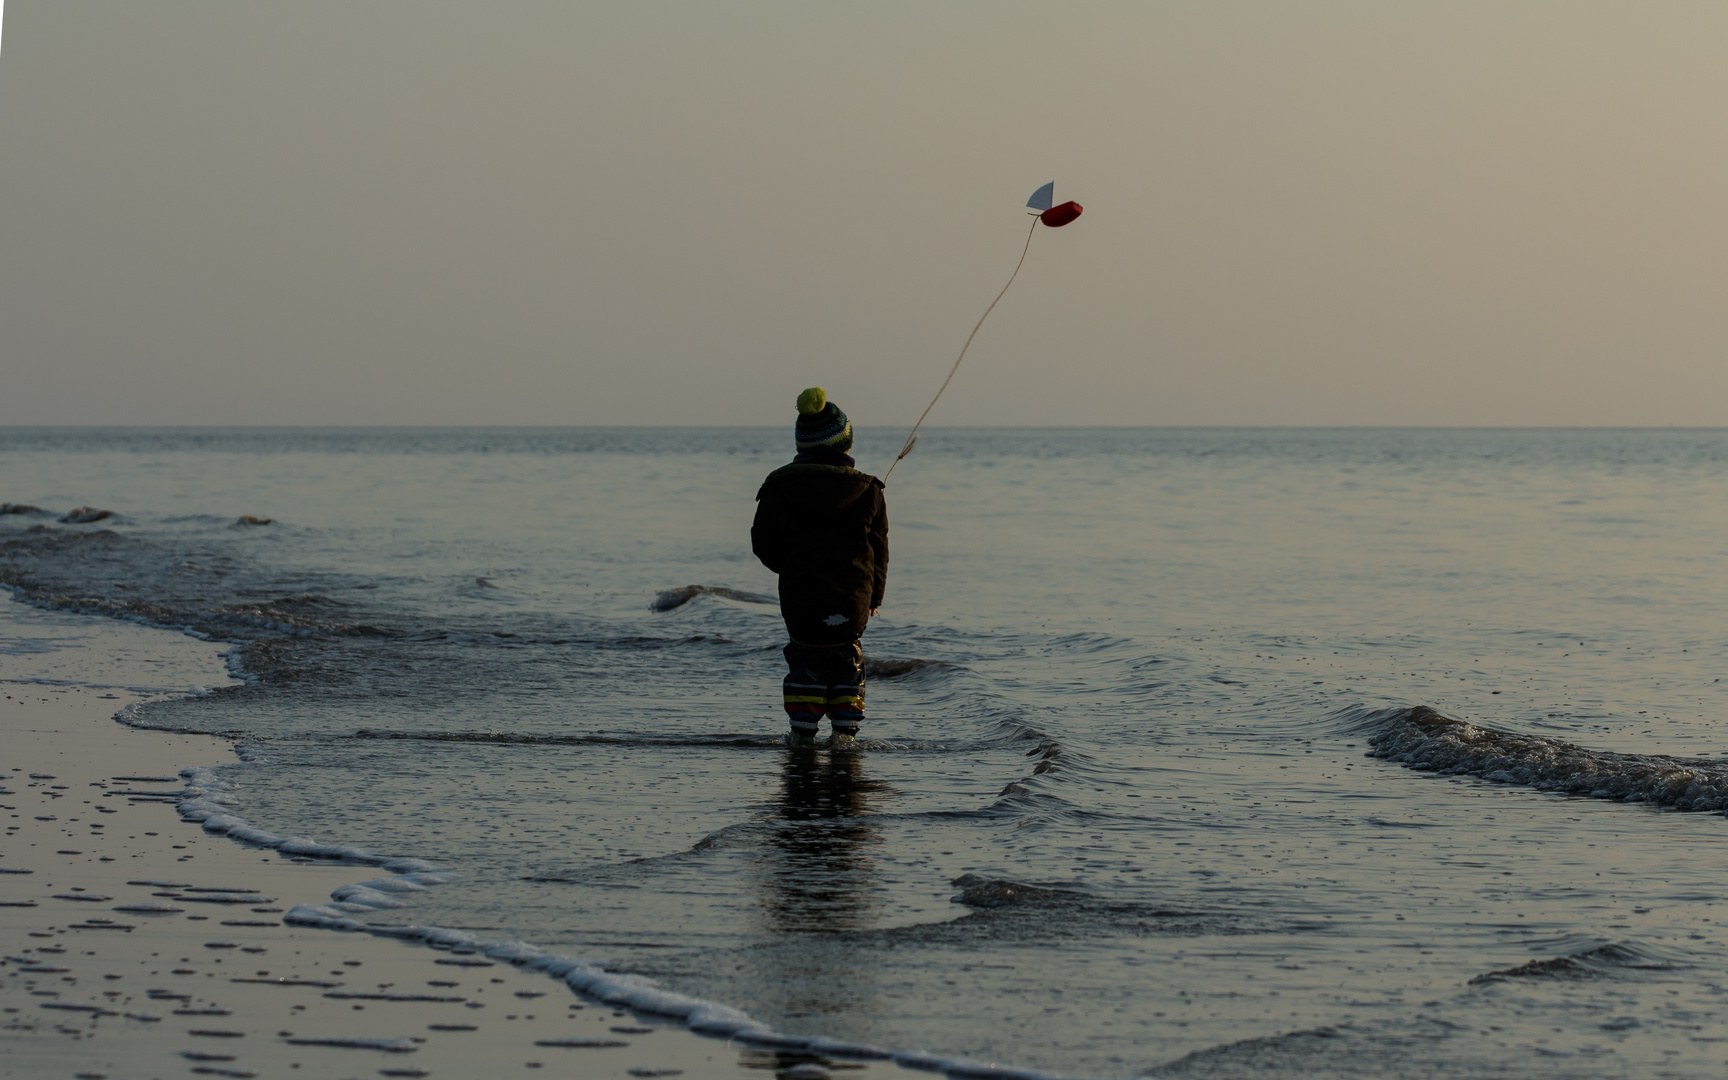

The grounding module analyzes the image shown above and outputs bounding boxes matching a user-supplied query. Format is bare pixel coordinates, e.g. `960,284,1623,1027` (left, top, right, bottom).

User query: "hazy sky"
2,2,1726,426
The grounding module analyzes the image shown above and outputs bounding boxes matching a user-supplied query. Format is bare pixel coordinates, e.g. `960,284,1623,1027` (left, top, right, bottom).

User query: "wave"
650,584,776,612
1364,706,1728,812
59,506,117,524
862,656,957,680
1468,941,1676,985
1141,1021,1480,1079
887,874,1267,943
949,874,1089,909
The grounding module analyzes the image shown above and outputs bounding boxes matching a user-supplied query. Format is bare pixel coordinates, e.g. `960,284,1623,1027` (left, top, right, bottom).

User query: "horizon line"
3,423,1726,432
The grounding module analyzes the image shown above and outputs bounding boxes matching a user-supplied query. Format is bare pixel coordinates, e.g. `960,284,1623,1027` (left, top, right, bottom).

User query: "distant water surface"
3,427,1728,1078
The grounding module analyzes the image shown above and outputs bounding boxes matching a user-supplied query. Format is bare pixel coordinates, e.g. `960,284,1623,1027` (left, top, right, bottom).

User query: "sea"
3,426,1727,1079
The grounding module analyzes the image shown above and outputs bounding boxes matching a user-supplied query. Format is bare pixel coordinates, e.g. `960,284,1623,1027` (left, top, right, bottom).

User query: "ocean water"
3,426,1728,1078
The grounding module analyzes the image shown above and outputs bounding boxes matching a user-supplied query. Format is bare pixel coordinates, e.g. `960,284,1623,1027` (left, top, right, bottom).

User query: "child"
751,387,889,747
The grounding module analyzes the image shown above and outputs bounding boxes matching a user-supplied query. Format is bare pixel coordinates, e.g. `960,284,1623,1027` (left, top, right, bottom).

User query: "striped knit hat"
794,387,854,452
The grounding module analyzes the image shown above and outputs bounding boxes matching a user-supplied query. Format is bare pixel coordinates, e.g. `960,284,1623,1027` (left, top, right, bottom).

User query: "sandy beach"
0,598,946,1080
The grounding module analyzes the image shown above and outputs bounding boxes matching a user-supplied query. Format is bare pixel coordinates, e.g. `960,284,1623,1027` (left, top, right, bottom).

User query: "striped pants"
782,641,865,738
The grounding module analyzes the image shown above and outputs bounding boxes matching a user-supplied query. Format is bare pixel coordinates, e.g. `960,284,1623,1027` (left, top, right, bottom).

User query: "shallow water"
3,427,1728,1077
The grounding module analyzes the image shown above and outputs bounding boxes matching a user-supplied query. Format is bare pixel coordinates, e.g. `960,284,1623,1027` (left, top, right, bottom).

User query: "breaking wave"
1469,942,1677,985
1365,706,1728,812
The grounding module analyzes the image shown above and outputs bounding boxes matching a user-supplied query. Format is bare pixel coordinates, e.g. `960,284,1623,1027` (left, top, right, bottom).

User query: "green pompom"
796,387,828,415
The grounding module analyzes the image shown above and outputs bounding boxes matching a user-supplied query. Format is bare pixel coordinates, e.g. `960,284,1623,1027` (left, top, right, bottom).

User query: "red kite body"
1040,201,1083,228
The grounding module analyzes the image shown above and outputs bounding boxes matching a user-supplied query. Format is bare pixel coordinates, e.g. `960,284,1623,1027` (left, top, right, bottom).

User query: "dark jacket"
752,462,888,647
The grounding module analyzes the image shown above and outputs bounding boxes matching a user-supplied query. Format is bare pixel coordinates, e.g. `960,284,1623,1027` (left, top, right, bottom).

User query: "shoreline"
0,598,969,1080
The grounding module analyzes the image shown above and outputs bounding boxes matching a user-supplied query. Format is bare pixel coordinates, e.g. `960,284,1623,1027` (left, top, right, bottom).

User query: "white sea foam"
383,858,445,874
348,877,429,893
224,824,286,846
804,1036,894,1059
329,885,407,909
892,1048,950,1070
283,904,364,931
735,1027,812,1049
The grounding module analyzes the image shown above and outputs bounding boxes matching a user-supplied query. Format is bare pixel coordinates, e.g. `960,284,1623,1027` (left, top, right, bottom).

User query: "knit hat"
794,387,854,452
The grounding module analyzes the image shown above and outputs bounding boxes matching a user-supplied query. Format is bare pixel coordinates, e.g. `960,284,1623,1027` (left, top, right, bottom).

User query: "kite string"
884,217,1040,482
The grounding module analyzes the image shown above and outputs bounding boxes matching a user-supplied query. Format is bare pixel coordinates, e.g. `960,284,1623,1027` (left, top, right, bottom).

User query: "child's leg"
825,641,866,737
782,642,829,741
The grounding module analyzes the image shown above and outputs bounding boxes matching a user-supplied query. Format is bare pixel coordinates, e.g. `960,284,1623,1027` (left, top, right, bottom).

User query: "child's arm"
750,485,785,574
868,487,888,613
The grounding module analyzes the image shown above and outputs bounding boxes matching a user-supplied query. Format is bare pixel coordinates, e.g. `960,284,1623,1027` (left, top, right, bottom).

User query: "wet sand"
0,601,944,1080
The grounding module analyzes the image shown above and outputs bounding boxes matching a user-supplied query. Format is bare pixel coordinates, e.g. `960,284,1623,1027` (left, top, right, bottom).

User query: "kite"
884,183,1084,480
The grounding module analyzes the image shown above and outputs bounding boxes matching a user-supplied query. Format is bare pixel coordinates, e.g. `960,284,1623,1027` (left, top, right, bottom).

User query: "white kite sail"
1026,181,1055,212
